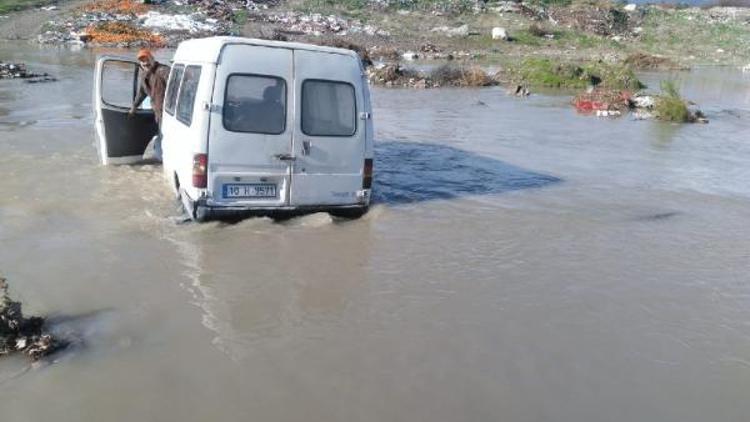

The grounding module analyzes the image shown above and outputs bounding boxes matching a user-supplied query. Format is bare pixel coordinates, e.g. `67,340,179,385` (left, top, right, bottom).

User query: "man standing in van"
129,49,169,160
129,48,170,123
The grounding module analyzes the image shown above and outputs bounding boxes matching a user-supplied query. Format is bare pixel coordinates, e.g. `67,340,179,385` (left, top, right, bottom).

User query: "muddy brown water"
1,42,750,422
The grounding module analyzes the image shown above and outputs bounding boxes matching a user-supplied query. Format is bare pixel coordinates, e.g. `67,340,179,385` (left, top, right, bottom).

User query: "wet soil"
0,1,85,40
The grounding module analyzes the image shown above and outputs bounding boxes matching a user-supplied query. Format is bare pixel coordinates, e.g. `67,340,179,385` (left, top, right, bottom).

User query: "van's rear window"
223,75,286,135
301,80,356,137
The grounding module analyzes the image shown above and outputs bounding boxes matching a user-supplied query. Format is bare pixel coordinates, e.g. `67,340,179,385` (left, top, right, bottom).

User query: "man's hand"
127,107,136,119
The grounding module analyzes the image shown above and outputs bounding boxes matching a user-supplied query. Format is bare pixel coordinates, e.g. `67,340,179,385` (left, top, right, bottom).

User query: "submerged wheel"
330,206,369,219
177,188,209,222
194,205,210,222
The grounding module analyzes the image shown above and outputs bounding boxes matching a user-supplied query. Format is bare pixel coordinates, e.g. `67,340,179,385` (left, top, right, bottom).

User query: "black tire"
194,205,210,222
330,206,369,219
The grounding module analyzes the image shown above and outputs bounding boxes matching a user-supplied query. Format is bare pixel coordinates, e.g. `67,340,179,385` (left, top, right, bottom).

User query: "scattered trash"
260,11,388,37
1,277,65,362
596,109,621,117
574,88,632,113
430,24,470,38
0,62,57,83
82,0,149,15
85,22,165,47
367,63,498,88
140,11,218,34
549,2,640,37
402,51,418,61
631,94,655,109
573,80,707,123
491,27,509,41
488,1,522,14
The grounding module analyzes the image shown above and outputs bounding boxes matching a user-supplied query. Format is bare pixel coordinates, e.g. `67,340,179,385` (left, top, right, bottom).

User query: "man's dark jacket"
133,62,170,123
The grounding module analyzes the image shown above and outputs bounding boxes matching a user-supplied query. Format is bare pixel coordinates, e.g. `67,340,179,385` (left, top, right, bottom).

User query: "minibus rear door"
290,51,366,206
208,44,293,207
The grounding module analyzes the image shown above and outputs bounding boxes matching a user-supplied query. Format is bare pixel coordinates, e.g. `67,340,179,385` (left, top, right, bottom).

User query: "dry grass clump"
86,22,165,46
368,63,497,88
624,52,683,71
309,38,373,66
527,23,557,38
81,0,150,15
367,63,420,85
459,65,494,86
431,64,495,87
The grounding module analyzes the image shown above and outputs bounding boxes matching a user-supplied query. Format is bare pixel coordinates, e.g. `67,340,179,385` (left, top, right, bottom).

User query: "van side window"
301,80,356,137
164,64,184,116
176,65,202,126
223,74,286,135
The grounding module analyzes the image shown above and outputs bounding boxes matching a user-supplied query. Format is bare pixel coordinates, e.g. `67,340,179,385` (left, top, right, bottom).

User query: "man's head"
137,49,155,69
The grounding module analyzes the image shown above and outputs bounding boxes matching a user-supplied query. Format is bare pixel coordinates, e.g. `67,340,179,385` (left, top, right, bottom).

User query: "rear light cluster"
363,158,373,189
192,153,207,188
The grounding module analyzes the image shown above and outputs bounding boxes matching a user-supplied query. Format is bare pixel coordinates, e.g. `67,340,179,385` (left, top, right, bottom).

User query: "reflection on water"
1,43,750,422
374,141,560,205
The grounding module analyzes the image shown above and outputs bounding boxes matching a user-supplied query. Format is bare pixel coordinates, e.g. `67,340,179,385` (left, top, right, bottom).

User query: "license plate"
223,183,277,199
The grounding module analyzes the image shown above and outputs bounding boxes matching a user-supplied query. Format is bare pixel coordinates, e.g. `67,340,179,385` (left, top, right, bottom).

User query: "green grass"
233,9,248,25
0,0,54,14
511,30,543,46
638,8,750,63
511,58,644,90
655,80,690,123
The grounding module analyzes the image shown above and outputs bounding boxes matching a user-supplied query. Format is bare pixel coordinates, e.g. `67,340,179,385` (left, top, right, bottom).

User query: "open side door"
94,56,159,165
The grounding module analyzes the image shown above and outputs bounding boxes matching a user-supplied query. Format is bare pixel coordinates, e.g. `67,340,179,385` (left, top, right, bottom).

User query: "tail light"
192,153,207,188
363,158,373,189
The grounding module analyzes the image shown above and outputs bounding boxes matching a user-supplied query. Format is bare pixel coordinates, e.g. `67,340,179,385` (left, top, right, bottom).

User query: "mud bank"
0,0,746,67
0,61,57,82
0,277,64,361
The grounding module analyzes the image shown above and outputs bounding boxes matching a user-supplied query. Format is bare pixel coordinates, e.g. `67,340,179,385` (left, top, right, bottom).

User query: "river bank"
0,0,748,69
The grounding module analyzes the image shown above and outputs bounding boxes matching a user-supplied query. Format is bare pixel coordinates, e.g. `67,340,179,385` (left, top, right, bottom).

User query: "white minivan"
95,36,374,220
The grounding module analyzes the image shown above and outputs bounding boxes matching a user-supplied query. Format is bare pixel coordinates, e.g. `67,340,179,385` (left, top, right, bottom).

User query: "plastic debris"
140,11,219,34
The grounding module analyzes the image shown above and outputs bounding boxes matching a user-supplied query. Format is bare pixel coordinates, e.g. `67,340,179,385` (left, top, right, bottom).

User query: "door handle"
274,153,296,162
302,140,311,156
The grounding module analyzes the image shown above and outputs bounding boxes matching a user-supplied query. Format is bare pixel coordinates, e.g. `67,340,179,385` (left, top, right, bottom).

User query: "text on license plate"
223,184,277,198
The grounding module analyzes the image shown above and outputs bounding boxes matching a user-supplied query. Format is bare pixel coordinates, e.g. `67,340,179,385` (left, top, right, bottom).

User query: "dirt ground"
0,0,85,40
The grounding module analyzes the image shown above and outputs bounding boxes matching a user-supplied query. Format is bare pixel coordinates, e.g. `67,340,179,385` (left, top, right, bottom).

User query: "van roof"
172,36,360,64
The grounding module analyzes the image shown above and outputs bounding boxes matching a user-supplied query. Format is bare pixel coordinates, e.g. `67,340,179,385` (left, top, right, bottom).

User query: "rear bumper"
182,191,371,221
